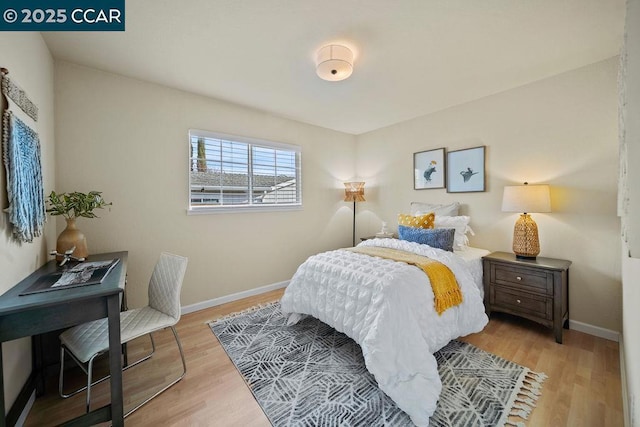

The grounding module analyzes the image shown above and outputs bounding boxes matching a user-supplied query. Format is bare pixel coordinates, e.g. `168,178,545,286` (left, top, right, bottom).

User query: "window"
188,130,301,212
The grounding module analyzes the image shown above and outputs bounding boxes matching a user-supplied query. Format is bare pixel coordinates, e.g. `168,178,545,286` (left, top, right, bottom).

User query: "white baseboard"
569,319,620,342
181,280,289,315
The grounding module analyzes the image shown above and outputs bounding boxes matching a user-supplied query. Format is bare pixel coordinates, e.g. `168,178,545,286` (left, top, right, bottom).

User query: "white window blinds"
189,130,301,212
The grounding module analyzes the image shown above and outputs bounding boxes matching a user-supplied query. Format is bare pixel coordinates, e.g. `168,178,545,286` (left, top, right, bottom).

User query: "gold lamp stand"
512,213,540,259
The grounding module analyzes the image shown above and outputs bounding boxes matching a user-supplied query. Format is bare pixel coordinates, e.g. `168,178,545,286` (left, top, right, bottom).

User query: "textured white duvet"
280,238,488,426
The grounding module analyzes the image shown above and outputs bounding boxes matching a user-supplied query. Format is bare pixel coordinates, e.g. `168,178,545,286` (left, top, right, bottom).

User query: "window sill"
187,204,303,215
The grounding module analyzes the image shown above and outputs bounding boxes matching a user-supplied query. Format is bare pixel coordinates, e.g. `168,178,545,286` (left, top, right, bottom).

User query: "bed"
280,237,489,426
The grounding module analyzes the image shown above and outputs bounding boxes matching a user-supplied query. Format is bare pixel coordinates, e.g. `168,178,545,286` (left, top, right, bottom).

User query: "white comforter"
280,238,488,426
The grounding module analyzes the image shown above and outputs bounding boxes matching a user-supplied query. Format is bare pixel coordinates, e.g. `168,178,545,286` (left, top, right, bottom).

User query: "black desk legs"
107,294,124,426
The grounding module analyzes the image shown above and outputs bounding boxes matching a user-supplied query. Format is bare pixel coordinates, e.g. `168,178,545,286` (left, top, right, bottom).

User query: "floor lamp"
344,182,365,246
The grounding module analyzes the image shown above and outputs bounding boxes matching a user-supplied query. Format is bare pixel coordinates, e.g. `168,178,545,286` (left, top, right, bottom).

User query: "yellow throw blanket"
346,246,462,315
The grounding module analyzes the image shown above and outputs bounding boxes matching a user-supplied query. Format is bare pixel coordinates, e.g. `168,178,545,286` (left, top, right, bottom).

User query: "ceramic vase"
56,218,88,259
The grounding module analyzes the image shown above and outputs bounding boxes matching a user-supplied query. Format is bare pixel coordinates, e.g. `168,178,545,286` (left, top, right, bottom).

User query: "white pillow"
410,201,460,217
432,215,475,250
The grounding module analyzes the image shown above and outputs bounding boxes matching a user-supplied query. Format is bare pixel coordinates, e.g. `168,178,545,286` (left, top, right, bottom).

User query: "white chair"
58,252,188,417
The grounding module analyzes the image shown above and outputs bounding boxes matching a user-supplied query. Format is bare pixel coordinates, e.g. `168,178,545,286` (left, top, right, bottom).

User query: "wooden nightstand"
482,251,571,343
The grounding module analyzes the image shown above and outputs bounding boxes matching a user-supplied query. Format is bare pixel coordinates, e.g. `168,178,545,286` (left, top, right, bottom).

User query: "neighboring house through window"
188,130,301,213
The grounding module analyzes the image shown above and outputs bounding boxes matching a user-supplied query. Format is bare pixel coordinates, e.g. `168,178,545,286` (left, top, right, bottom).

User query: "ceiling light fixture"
316,44,354,82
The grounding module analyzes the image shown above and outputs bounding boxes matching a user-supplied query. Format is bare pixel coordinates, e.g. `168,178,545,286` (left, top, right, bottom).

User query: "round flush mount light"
316,44,354,81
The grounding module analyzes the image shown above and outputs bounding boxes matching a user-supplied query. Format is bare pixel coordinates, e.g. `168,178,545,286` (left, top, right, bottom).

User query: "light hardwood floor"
24,288,623,426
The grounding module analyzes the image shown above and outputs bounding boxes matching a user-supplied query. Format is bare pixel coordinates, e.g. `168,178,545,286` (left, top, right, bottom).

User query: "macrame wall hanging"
1,67,46,243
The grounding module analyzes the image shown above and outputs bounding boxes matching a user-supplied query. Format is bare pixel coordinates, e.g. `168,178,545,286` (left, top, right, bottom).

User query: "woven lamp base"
512,213,540,259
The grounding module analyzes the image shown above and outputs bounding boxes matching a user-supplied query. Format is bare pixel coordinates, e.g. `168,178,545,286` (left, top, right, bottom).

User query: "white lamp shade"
316,45,353,81
502,184,551,213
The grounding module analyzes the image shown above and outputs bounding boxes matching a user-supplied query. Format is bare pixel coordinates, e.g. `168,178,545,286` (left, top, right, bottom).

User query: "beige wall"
0,34,55,412
54,61,356,309
356,58,621,332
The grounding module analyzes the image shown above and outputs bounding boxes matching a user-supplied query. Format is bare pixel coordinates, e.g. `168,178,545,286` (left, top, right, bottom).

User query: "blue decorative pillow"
397,225,456,252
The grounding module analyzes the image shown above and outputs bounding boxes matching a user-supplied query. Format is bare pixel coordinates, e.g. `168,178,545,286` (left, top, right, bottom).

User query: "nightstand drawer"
491,286,552,320
491,264,552,295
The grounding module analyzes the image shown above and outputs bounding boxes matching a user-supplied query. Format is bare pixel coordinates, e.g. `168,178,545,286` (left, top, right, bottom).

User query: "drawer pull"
516,299,521,304
516,276,522,281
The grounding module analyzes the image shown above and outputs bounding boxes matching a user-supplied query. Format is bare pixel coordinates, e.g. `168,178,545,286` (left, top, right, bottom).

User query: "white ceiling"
42,0,626,135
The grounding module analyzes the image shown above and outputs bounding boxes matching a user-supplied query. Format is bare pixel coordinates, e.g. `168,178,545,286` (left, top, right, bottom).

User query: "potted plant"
46,191,112,259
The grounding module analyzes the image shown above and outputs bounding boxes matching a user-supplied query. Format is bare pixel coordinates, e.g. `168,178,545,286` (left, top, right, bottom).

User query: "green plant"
46,191,112,220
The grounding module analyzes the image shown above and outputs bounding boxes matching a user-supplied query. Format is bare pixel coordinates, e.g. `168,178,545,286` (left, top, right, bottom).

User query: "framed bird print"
414,148,445,190
446,146,486,193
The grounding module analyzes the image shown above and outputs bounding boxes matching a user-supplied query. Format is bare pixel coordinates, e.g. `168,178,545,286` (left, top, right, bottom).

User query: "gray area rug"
209,302,546,426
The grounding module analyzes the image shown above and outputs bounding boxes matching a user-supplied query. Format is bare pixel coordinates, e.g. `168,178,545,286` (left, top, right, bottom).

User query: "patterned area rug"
209,303,546,426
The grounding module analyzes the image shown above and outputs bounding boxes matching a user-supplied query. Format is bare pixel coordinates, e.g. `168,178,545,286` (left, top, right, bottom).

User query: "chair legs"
59,333,156,407
124,326,187,417
58,327,186,417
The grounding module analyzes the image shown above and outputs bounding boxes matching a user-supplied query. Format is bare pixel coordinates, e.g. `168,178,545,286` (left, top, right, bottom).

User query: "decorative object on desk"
446,146,486,193
502,182,551,259
50,247,86,266
344,181,365,246
46,191,112,259
56,219,88,260
414,147,445,189
1,68,45,243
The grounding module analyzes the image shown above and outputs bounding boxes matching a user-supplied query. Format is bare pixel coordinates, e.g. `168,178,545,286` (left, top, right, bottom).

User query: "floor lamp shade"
502,183,551,259
344,182,365,246
344,182,365,202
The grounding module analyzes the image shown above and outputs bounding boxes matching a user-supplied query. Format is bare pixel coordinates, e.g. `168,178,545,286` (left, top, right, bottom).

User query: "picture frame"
413,148,445,190
446,146,486,193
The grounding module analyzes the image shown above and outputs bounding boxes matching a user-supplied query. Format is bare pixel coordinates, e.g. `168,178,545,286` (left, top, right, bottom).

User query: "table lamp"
344,182,365,246
501,182,551,259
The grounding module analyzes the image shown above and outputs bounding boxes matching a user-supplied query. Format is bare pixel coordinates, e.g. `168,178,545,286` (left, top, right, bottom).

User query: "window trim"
187,129,302,214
